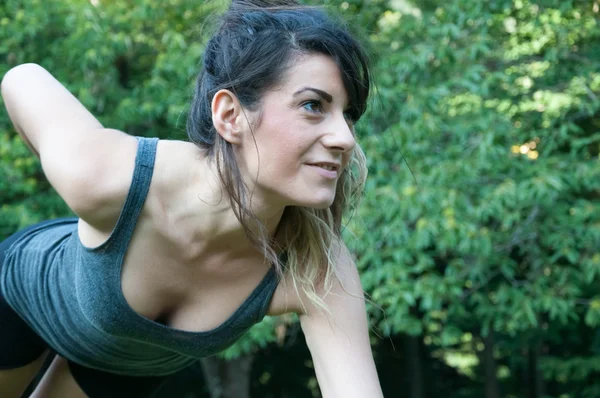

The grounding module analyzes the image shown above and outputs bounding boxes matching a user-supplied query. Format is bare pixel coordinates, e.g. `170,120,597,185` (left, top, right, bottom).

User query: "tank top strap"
255,252,287,320
107,136,159,250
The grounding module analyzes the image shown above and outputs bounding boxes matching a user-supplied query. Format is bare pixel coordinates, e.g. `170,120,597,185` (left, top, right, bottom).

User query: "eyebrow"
292,87,333,103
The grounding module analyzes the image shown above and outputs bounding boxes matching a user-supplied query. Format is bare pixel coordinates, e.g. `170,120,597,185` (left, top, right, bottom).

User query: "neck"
212,199,286,248
183,158,287,256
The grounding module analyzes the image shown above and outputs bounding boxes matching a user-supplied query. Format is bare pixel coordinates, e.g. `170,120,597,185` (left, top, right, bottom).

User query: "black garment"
0,219,169,397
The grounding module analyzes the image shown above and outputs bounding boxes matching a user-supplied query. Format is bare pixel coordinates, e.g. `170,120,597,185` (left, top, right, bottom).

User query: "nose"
323,114,356,153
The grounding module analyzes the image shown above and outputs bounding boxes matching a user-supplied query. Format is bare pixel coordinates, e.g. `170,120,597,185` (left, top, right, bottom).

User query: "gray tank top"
0,137,280,376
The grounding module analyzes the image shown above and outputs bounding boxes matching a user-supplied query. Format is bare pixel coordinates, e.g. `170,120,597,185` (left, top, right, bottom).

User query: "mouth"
310,163,338,171
307,163,340,179
307,162,341,172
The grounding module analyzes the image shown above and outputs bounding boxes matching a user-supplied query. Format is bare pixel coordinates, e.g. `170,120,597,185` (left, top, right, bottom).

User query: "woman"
0,0,383,397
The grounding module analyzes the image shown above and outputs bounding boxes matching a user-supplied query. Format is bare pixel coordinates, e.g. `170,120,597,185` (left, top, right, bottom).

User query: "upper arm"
41,128,138,230
298,243,383,398
1,64,138,230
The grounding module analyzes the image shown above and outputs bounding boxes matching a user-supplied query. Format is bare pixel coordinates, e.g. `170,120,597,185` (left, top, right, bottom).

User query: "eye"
301,100,323,114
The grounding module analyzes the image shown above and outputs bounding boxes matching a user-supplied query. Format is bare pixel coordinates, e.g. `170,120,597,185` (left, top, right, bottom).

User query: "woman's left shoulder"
149,139,206,204
266,241,357,317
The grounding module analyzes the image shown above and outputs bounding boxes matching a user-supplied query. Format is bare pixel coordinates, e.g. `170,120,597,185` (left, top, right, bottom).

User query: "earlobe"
211,89,244,145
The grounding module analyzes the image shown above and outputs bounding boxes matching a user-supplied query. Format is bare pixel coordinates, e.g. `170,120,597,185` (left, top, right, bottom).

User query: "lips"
307,162,341,171
307,163,340,180
311,163,337,171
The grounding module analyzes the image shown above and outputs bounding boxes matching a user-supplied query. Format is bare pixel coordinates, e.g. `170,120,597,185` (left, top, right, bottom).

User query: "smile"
307,164,339,179
312,163,337,171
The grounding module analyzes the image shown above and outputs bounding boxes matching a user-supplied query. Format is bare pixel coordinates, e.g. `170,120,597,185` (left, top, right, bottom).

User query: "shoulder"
149,139,202,202
268,241,360,317
68,134,198,234
43,129,138,231
299,242,362,318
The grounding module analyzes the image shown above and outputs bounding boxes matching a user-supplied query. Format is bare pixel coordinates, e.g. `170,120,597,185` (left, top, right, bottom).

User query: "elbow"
2,64,49,99
3,63,44,77
1,63,48,156
2,63,44,93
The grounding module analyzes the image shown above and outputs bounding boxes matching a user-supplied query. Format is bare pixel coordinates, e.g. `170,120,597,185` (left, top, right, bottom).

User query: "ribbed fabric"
0,137,279,376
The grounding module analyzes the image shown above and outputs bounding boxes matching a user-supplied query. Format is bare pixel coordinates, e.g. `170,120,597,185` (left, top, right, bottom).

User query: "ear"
211,89,246,145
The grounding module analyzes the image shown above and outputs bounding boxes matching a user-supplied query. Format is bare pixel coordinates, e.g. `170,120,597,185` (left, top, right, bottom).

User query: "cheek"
259,122,306,170
251,110,316,179
263,140,301,175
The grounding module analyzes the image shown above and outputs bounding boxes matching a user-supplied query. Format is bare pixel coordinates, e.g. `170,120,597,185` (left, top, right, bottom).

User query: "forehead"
277,54,348,104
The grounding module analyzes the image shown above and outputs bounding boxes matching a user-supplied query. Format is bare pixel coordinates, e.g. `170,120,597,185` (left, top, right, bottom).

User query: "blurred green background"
1,0,599,397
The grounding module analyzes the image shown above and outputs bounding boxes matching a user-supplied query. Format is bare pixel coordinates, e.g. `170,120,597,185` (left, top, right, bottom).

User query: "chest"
78,218,290,333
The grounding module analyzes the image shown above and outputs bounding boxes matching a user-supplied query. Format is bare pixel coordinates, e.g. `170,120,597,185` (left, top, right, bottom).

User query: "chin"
281,186,337,209
298,196,335,210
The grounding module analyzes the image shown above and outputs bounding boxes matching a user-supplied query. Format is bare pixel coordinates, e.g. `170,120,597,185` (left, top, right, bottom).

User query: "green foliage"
2,0,600,396
219,315,282,360
341,0,600,395
0,0,224,236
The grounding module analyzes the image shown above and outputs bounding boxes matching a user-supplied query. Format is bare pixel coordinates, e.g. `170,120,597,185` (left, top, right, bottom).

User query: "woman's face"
236,53,357,210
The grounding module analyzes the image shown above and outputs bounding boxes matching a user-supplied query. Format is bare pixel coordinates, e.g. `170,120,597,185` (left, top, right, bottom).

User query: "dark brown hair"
186,0,370,310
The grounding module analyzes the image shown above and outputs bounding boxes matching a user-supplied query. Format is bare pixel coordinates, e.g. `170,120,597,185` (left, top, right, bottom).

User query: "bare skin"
72,138,295,333
0,140,296,397
30,356,87,398
0,351,49,398
1,56,382,397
